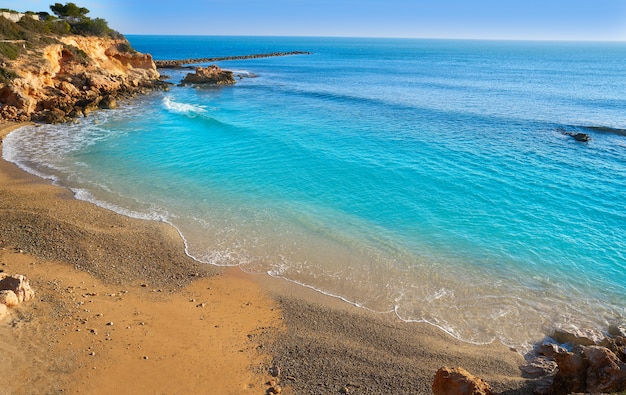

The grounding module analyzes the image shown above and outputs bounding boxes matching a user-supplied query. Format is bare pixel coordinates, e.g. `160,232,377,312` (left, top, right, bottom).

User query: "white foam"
231,70,258,78
71,188,168,222
162,96,207,116
2,127,60,183
2,129,25,163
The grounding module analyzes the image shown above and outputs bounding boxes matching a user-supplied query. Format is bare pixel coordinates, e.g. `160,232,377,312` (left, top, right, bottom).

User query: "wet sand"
0,121,535,394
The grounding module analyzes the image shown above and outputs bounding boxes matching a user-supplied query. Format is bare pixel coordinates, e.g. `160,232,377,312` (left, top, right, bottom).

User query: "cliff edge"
0,11,164,123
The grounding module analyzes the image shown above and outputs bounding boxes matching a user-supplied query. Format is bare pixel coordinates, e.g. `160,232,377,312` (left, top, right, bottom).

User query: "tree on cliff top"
49,2,120,38
50,3,89,20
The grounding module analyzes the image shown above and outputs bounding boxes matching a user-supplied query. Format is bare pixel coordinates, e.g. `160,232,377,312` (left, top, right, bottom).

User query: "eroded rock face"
0,274,35,303
583,346,626,393
0,274,35,321
533,332,626,395
0,36,164,123
0,303,7,320
550,348,589,394
432,367,493,395
0,290,20,307
600,335,626,362
520,355,558,378
181,65,236,86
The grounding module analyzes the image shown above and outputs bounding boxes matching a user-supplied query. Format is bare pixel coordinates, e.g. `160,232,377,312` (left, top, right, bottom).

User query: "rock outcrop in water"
564,132,591,142
0,14,165,123
180,65,235,86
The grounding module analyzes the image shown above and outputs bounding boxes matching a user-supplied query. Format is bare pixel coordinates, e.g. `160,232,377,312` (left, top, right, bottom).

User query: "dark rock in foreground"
522,327,626,394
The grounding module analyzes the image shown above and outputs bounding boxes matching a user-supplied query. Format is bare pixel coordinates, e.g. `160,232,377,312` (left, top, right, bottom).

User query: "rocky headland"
0,12,165,123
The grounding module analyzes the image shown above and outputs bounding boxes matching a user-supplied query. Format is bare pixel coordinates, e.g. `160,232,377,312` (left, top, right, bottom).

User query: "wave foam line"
162,96,207,116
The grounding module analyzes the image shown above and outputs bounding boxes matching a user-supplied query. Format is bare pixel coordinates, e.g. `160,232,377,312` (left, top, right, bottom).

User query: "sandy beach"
0,121,534,394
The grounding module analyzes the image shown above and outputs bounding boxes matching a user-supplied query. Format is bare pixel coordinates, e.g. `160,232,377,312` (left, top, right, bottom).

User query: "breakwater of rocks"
154,51,311,68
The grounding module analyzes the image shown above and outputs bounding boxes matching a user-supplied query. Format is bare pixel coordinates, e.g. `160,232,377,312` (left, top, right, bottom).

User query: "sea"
4,36,626,352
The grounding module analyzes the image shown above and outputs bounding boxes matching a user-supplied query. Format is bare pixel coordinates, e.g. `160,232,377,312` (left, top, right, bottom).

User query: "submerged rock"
562,131,591,142
550,328,603,347
608,324,626,338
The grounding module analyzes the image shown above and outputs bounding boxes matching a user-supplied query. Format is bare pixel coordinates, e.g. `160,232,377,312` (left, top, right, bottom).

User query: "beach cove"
1,0,626,390
2,29,626,393
8,36,624,353
0,120,530,393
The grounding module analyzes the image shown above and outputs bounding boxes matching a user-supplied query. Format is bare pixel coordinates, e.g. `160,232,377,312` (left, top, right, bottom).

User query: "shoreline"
0,121,534,393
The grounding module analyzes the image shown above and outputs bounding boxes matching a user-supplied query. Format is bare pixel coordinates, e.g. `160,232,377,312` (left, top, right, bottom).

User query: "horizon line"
122,33,626,43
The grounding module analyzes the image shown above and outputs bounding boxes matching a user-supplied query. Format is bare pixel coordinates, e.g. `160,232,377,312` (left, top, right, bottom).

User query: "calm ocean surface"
4,36,626,351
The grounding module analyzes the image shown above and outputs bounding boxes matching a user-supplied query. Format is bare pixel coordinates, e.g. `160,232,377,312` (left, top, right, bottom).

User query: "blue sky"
6,0,626,40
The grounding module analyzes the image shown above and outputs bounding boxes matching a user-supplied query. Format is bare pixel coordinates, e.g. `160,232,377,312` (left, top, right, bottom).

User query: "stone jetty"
155,51,311,68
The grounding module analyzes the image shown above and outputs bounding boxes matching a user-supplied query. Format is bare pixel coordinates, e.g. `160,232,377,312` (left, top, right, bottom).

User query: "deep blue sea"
4,36,626,351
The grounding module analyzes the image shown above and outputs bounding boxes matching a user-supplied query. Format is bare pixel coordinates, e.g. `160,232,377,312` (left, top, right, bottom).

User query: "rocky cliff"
0,27,164,123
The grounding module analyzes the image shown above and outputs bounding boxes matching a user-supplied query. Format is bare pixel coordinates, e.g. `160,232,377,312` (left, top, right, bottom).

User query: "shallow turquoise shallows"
4,37,626,351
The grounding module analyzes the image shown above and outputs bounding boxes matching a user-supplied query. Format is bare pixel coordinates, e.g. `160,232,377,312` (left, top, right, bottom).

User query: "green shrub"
117,41,136,53
64,44,90,65
0,66,18,83
0,3,123,43
0,42,19,60
47,19,71,35
70,17,111,36
0,16,23,40
17,15,49,34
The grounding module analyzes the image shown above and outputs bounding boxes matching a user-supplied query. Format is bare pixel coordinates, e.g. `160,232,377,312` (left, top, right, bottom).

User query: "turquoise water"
4,37,626,350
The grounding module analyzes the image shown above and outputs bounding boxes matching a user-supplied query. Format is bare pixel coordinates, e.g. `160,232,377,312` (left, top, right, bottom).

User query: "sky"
5,0,626,41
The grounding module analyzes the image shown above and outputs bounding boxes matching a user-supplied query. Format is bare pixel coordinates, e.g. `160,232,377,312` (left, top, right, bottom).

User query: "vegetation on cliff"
0,3,121,67
48,2,121,38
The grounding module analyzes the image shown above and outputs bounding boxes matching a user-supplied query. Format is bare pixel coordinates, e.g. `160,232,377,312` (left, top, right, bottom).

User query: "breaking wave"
162,96,207,116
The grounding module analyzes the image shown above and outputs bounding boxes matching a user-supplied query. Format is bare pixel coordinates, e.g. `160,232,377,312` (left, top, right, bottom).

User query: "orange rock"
432,367,493,395
0,290,19,307
0,274,35,303
0,303,8,320
584,345,626,393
